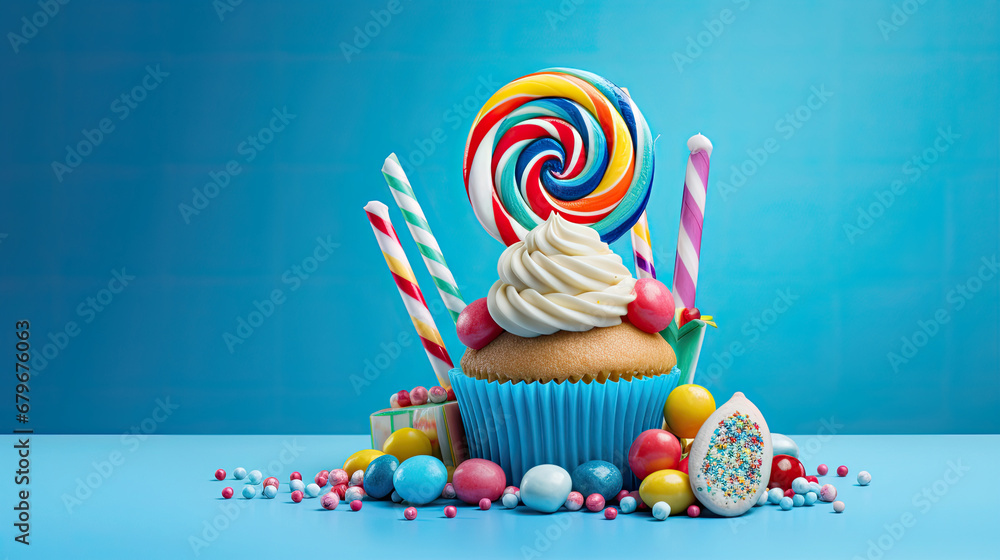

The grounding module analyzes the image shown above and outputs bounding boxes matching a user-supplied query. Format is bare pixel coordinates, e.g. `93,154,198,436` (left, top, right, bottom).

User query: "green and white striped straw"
381,153,466,324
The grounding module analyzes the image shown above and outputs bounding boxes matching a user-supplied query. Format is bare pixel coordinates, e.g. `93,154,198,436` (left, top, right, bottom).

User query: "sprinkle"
698,412,764,504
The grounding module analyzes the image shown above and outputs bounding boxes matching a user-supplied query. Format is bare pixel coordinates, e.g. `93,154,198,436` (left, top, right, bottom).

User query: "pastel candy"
571,460,623,501
519,465,573,513
771,433,799,458
392,455,448,505
363,454,399,500
452,459,506,505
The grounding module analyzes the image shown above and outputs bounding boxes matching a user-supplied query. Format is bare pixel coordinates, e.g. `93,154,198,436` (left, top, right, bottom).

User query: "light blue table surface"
1,434,996,559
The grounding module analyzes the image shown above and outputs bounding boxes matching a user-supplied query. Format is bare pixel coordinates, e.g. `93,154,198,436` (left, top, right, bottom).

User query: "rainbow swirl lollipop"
463,68,655,246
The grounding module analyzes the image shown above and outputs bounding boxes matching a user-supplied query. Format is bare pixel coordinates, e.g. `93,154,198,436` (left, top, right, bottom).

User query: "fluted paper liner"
449,367,679,489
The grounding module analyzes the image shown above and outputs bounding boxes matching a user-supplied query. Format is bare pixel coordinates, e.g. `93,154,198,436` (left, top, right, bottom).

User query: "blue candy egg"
363,454,399,499
652,501,671,520
247,470,263,484
392,455,447,505
792,493,805,507
771,433,799,458
779,496,793,510
502,493,518,508
804,491,818,505
519,465,572,514
768,488,784,504
305,483,321,498
262,485,277,499
242,485,256,499
791,477,811,494
570,460,623,501
619,496,637,514
233,467,247,480
289,479,305,493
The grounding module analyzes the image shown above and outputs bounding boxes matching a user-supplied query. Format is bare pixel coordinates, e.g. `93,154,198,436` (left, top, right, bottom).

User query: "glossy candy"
678,456,689,474
792,494,805,507
767,488,784,504
627,278,675,333
564,491,584,511
820,484,837,502
769,455,806,491
345,487,366,502
263,477,279,489
792,477,810,494
463,68,655,246
784,489,795,498
453,458,507,504
363,454,399,499
441,482,457,499
503,486,519,497
585,493,605,512
817,464,829,476
389,393,401,408
456,298,505,350
804,491,818,505
446,388,455,401
479,498,492,510
289,479,305,493
678,307,701,327
858,471,872,486
247,470,262,485
393,455,448,505
428,385,448,403
805,475,819,484
396,390,412,408
837,465,849,477
628,429,683,481
262,485,277,499
833,500,845,513
215,469,226,481
444,505,457,518
664,384,717,439
305,483,321,498
290,472,302,481
779,497,793,510
350,500,363,511
332,484,347,499
315,475,328,488
242,486,256,499
343,449,385,476
571,460,623,501
410,386,429,406
619,496,637,514
613,489,629,503
639,469,694,515
233,467,247,480
502,493,518,508
222,487,234,499
291,490,304,503
520,464,573,513
809,481,822,495
770,433,800,458
403,507,418,520
604,507,617,520
687,505,701,517
329,469,349,487
349,470,365,487
383,428,432,463
652,501,671,520
321,492,340,510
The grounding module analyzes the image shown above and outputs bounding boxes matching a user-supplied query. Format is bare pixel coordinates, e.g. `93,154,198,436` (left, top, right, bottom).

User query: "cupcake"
450,214,680,488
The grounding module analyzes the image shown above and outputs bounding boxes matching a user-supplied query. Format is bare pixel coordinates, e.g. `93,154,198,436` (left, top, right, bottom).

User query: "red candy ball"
291,490,303,503
315,475,328,487
444,505,457,518
446,388,455,401
456,297,505,350
396,390,412,408
687,505,701,517
350,500,363,511
784,488,795,498
768,454,807,491
479,498,492,510
332,484,347,499
628,429,683,481
404,507,417,520
222,487,234,499
614,489,629,503
604,507,618,520
214,469,226,481
586,493,605,512
453,459,507,505
805,475,819,484
263,477,279,489
626,278,675,333
837,465,849,477
817,464,829,476
678,455,689,474
290,472,302,481
679,307,701,327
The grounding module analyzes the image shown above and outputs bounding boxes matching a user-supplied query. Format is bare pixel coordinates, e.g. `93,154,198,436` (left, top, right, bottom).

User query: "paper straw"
381,153,466,324
630,211,655,279
364,200,454,389
672,134,713,311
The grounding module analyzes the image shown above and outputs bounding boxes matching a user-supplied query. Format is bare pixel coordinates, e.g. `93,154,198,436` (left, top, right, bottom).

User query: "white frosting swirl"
487,213,636,338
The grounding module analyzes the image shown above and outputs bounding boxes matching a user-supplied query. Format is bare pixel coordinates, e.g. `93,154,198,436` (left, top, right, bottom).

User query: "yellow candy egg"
343,449,385,475
664,384,716,439
639,469,695,514
382,427,433,463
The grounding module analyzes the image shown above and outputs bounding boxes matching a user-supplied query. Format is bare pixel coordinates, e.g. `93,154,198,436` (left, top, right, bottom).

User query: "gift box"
369,402,468,469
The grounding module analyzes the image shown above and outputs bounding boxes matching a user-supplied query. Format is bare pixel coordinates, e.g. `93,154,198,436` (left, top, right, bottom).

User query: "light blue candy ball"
305,483,321,498
809,481,822,494
392,455,448,505
858,471,872,486
756,492,769,506
262,485,277,499
242,485,256,499
792,477,810,494
652,501,671,520
779,496,793,510
792,494,805,507
619,496,637,514
289,479,305,493
502,493,518,509
804,491,818,505
768,488,784,504
519,465,573,514
770,433,800,458
247,470,263,485
233,467,247,480
570,460,623,501
391,491,402,503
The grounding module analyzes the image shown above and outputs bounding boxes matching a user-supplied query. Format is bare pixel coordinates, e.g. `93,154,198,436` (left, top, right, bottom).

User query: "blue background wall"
2,0,997,435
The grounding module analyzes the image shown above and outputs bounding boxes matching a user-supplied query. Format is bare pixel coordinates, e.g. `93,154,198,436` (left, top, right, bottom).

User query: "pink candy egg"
444,505,457,518
410,386,429,406
350,500,363,511
290,472,302,481
428,386,448,404
817,464,829,476
479,498,492,510
456,297,504,350
586,493,605,512
396,390,411,408
291,490,303,503
263,477,279,489
837,465,849,477
626,278,675,333
214,469,226,481
315,475,328,487
820,484,837,502
404,507,417,520
604,507,618,520
452,459,507,505
329,469,349,487
222,487,234,499
564,491,584,511
321,492,340,510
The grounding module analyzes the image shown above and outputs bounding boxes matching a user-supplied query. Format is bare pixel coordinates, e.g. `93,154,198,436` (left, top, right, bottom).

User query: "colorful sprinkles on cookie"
696,411,764,504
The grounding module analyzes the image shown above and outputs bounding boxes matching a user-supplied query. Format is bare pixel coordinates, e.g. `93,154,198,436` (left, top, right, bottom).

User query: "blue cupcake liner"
449,367,679,489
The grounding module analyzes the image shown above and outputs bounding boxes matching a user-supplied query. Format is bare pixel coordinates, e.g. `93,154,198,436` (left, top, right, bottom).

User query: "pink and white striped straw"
672,134,713,312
